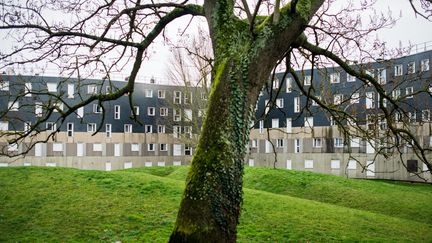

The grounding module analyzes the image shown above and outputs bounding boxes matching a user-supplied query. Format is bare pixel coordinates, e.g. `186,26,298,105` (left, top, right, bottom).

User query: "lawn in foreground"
0,166,431,242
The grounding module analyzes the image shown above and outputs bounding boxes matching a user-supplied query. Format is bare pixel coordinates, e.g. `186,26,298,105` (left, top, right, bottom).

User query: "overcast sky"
140,0,432,83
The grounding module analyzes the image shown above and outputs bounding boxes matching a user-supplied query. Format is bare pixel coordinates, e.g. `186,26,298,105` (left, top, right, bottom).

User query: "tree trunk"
169,58,261,242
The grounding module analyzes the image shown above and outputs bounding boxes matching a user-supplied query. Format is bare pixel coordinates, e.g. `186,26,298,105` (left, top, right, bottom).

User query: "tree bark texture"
170,0,324,241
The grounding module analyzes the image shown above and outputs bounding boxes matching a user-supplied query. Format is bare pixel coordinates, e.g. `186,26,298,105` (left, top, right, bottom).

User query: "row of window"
271,58,430,91
0,81,209,104
5,142,193,156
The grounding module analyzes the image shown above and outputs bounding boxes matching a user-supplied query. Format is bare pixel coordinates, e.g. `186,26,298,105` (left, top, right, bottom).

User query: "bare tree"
0,0,431,241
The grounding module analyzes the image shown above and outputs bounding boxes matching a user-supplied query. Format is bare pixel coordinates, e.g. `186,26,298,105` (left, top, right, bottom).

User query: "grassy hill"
0,166,431,242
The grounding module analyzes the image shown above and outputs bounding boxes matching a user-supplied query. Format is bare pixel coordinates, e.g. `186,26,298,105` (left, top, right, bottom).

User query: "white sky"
141,0,432,82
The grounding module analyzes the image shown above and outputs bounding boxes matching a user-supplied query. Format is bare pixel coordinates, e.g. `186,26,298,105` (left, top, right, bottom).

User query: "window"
174,91,182,104
408,112,417,123
365,69,374,78
276,98,284,108
422,110,430,122
87,123,96,133
93,104,102,113
407,62,415,74
25,83,32,97
351,92,360,104
329,116,336,126
304,160,314,169
259,120,264,134
251,139,258,148
294,97,300,113
276,139,284,148
331,160,340,169
53,143,63,152
350,137,361,148
303,75,311,86
124,124,132,133
158,125,165,133
24,121,31,132
158,90,166,99
294,138,301,153
365,92,375,109
394,64,403,76
329,72,340,84
67,84,74,98
53,102,63,112
147,107,155,116
333,94,343,105
334,138,344,148
93,143,103,152
312,96,320,106
67,123,74,137
0,121,8,131
184,109,193,121
272,77,279,89
145,89,153,97
346,73,356,82
407,160,418,173
395,112,402,122
313,138,322,148
184,126,192,138
304,117,313,128
145,125,152,133
173,126,181,138
185,145,193,156
106,124,112,138
173,109,181,121
272,118,279,128
421,59,430,72
147,143,155,151
46,122,56,132
160,143,168,151
8,101,19,111
77,107,84,118
47,83,57,92
201,92,208,100
184,92,192,104
160,107,168,116
286,77,292,93
35,102,43,117
348,160,357,170
377,68,386,84
131,143,140,152
87,85,97,94
264,99,270,114
8,143,18,152
405,87,414,98
114,105,120,119
392,89,401,99
132,106,139,115
105,86,113,94
0,81,9,91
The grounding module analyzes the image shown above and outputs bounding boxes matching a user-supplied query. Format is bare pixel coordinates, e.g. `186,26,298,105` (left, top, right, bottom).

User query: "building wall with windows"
0,50,431,182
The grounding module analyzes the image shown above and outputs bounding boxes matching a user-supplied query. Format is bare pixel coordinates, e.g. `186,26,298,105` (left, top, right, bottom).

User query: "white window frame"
377,68,386,84
334,138,344,148
46,122,57,132
114,105,120,119
52,143,63,152
394,64,403,76
147,143,155,152
8,101,19,111
87,84,97,94
147,107,155,116
93,104,102,113
160,143,168,151
0,121,8,131
133,106,140,115
313,138,322,148
421,59,430,72
174,91,182,104
303,75,311,86
365,92,375,109
346,73,356,82
93,143,103,152
145,89,153,98
173,109,181,122
271,118,279,128
124,124,132,133
405,86,414,98
259,120,264,134
77,107,84,118
184,109,193,121
158,90,166,99
304,160,314,169
422,109,430,122
0,81,9,91
276,98,284,108
286,77,292,93
272,77,279,89
87,123,96,133
25,82,32,97
351,92,360,104
333,94,343,105
160,107,168,116
173,126,181,138
67,83,74,98
145,125,152,133
329,72,340,84
305,116,313,128
47,83,57,92
294,97,300,113
131,143,140,152
67,123,74,137
331,160,340,169
407,61,415,74
276,138,284,148
106,124,112,138
35,102,43,117
294,138,301,153
158,125,166,133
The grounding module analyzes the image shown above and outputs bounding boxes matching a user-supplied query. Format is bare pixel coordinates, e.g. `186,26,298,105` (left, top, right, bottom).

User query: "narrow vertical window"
77,107,84,118
67,84,74,98
67,123,74,137
25,83,32,97
106,124,112,138
294,97,300,113
114,105,120,119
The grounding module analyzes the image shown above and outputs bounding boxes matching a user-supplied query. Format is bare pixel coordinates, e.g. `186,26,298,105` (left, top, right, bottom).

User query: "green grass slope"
0,166,431,242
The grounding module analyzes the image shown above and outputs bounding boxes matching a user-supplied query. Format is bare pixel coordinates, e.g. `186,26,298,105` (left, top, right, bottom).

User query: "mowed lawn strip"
0,166,431,242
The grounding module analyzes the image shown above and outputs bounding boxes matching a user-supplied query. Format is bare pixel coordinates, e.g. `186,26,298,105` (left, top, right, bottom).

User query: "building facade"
0,50,431,182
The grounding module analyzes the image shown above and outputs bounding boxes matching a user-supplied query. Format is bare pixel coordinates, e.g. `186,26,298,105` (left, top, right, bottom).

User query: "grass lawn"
0,166,431,242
